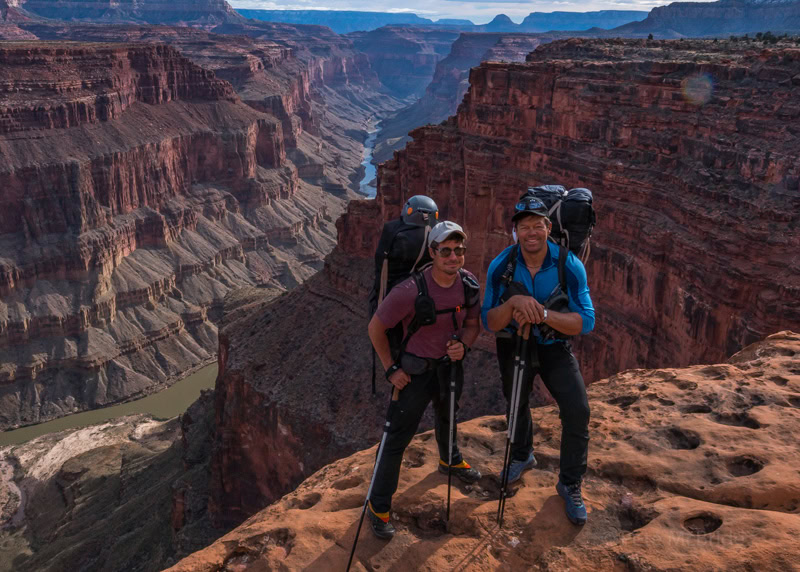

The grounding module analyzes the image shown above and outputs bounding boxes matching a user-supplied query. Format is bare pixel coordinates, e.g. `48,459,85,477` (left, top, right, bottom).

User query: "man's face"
515,215,550,256
430,237,465,276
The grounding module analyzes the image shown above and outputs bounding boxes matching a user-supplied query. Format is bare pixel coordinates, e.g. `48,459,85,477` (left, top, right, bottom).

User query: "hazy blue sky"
230,0,694,24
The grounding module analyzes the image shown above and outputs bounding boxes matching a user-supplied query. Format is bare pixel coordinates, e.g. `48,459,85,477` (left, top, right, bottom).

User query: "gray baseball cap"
428,221,467,246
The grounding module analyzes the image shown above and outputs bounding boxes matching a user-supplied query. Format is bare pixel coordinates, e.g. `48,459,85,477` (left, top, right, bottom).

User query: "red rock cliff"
370,38,800,382
0,30,403,430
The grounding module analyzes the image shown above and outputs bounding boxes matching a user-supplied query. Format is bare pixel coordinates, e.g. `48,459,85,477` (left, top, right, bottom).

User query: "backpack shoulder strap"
398,271,429,355
557,245,567,294
500,244,519,288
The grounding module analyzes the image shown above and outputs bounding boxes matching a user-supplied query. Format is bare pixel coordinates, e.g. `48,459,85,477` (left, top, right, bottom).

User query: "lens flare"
681,73,714,105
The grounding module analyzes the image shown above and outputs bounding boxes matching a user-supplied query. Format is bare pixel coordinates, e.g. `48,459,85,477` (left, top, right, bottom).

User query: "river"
359,124,378,198
0,362,218,447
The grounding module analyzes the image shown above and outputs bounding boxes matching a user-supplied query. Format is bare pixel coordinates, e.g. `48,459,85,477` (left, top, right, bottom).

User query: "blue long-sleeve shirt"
481,241,595,344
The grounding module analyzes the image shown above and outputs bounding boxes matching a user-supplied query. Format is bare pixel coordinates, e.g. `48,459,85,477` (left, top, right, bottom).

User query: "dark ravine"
372,32,546,165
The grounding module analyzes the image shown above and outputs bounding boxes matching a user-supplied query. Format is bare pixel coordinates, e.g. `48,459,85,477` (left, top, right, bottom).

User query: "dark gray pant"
369,361,463,513
496,337,590,485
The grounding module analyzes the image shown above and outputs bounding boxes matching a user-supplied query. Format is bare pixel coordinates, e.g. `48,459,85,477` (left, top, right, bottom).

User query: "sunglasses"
434,246,466,257
515,197,548,212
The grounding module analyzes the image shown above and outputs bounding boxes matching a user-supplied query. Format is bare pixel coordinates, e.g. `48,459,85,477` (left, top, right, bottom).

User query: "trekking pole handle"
392,387,400,401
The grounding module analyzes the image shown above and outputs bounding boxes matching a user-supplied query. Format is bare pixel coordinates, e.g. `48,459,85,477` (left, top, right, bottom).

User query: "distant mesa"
615,0,800,36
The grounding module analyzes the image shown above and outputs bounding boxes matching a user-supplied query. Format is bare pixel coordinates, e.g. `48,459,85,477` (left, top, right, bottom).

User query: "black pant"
369,361,463,513
496,337,590,486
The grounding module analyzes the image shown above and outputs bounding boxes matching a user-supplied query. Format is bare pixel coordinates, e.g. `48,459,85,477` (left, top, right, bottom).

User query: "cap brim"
430,230,467,245
512,210,549,222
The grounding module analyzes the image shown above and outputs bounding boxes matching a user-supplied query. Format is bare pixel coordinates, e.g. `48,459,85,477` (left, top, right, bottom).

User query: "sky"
230,0,691,24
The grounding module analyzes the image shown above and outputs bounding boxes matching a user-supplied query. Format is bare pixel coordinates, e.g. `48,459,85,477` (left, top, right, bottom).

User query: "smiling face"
429,236,466,276
515,213,551,257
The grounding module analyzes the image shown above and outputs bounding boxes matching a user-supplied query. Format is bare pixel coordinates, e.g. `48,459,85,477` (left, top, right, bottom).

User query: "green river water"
0,362,219,447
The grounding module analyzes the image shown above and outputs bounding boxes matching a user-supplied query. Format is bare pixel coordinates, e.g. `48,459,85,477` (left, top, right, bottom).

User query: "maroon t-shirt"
376,267,480,359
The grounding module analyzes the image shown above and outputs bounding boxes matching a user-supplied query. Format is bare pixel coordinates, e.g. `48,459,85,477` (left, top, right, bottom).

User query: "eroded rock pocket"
618,505,659,532
608,394,638,409
727,456,765,477
683,513,722,535
332,475,363,490
663,427,701,450
713,413,761,429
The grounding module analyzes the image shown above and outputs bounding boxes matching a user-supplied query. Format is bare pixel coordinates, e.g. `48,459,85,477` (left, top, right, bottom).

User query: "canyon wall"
373,32,545,164
372,38,800,383
348,27,462,98
617,0,800,37
207,38,799,527
0,28,403,431
7,0,243,26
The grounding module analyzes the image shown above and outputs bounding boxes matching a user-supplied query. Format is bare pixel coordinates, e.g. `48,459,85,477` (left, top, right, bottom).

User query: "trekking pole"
445,344,458,527
346,386,400,572
497,324,530,528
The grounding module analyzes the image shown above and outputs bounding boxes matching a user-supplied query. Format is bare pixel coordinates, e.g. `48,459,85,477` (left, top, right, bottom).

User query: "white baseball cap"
428,221,467,246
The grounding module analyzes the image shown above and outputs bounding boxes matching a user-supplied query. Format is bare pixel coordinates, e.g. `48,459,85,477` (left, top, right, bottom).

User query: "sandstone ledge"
170,332,800,571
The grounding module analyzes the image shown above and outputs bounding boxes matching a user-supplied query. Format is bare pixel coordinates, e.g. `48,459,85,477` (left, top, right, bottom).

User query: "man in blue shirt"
482,196,595,525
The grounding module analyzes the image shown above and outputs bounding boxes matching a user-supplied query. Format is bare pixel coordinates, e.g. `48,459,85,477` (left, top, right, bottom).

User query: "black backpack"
369,219,432,315
522,185,595,262
369,219,432,394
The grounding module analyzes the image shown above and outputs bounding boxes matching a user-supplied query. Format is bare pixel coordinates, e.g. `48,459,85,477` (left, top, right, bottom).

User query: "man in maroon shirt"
366,221,482,540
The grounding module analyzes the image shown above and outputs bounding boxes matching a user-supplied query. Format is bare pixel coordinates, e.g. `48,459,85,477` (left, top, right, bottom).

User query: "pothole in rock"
608,394,638,409
618,506,660,532
663,427,701,450
683,513,722,535
680,403,712,414
294,492,321,510
727,456,766,477
713,413,761,429
481,419,507,433
769,375,789,386
403,447,426,468
787,397,800,408
331,475,363,490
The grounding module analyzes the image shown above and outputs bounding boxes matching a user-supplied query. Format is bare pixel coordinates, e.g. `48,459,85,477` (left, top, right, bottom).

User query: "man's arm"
368,314,411,389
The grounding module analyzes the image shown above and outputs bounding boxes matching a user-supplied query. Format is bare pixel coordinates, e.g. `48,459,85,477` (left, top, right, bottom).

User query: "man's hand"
509,295,545,325
388,368,411,390
446,339,466,361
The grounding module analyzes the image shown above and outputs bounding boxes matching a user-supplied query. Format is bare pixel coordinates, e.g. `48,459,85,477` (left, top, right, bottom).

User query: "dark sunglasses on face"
434,246,466,257
515,197,547,212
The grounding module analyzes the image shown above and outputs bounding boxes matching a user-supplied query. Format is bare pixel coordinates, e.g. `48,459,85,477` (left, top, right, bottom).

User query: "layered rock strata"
617,0,800,37
372,38,800,383
172,331,800,571
373,32,545,164
0,35,401,430
348,27,462,98
6,0,243,27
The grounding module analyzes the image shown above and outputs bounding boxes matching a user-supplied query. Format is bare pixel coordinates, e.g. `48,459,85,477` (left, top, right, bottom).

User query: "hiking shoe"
556,480,587,525
438,459,482,484
498,452,537,484
368,502,396,540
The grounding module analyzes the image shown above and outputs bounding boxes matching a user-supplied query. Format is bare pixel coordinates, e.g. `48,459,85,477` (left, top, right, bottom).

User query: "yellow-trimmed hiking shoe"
438,459,481,483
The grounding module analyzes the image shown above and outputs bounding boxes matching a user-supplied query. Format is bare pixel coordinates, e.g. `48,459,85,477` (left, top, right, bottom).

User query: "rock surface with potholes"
168,331,800,571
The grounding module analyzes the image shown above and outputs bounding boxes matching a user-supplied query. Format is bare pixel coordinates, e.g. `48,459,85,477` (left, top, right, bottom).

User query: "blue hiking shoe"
498,452,537,484
556,480,587,525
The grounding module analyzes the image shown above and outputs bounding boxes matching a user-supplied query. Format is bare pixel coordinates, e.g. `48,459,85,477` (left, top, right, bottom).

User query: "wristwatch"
385,363,401,381
542,308,549,322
